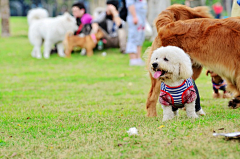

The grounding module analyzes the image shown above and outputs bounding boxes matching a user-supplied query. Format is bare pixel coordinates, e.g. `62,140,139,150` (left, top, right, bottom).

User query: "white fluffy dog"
27,8,78,59
150,46,204,121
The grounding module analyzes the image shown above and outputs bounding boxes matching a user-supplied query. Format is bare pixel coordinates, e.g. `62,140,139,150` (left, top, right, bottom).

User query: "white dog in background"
27,8,78,59
150,46,205,121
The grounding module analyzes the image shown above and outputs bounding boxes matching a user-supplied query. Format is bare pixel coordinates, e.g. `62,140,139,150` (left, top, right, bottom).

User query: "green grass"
0,17,240,158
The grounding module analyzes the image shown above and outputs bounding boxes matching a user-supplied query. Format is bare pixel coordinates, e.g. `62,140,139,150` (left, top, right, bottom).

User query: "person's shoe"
137,59,145,66
80,48,86,55
129,59,139,66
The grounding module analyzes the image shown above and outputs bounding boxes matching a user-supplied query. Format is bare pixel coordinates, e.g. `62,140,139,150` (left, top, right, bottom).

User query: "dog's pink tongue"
154,71,162,79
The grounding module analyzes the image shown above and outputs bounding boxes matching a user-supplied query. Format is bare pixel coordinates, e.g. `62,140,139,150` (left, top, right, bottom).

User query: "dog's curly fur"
150,46,201,121
146,4,213,117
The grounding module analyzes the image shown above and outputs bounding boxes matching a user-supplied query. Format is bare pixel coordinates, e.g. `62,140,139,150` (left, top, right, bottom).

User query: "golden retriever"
145,4,240,117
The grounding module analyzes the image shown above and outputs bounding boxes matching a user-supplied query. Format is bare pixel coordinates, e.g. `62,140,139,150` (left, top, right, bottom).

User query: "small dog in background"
150,46,205,122
64,28,104,57
206,70,231,98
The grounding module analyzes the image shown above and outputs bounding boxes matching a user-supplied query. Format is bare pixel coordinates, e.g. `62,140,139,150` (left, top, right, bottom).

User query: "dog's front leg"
57,42,65,57
32,46,42,59
162,105,174,122
185,101,198,119
86,48,93,57
146,74,161,117
192,65,202,81
43,41,52,59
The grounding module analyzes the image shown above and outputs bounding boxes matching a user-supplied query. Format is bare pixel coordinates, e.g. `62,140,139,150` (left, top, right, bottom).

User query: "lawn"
0,17,239,158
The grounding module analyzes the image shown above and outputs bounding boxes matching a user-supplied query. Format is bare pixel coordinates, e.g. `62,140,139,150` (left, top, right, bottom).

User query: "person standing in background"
212,2,223,19
125,0,147,66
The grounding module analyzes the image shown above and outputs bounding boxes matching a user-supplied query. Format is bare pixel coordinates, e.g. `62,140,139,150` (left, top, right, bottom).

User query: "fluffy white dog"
150,46,205,121
27,8,78,59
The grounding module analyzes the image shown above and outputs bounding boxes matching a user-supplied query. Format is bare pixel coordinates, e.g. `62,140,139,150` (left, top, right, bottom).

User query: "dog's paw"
196,108,206,116
213,92,220,98
43,55,50,59
223,92,231,98
173,110,178,116
228,97,240,109
58,54,66,57
187,112,199,119
162,115,174,122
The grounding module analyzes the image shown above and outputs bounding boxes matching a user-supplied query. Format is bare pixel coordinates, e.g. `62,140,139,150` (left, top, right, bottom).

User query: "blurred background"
6,0,233,17
0,0,235,39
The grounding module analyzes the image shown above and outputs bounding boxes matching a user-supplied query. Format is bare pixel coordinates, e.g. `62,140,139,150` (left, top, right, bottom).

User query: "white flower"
127,127,138,136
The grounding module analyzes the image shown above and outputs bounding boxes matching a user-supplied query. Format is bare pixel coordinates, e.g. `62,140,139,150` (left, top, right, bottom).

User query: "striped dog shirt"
159,78,197,107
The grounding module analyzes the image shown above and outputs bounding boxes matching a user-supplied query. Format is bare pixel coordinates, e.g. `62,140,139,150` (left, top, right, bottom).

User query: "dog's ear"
179,59,193,80
64,12,72,21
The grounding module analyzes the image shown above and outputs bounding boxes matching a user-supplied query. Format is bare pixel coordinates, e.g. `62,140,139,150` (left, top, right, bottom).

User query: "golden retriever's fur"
147,4,240,116
64,29,104,57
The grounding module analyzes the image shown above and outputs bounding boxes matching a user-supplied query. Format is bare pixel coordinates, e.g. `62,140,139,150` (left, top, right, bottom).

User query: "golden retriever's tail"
143,46,152,71
155,4,213,33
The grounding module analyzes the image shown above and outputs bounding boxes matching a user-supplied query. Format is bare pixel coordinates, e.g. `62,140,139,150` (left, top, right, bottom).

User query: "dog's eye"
156,58,158,60
164,57,169,61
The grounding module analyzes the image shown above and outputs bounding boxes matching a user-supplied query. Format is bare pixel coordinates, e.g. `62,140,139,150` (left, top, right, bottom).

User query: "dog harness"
212,79,227,90
159,78,197,107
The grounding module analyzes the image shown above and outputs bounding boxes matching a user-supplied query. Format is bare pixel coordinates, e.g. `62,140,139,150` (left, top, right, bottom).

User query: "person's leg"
118,28,127,53
136,46,145,65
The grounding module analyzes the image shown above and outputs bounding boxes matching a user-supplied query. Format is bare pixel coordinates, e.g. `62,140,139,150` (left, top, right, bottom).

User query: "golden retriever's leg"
64,41,72,58
86,48,93,57
65,47,72,58
192,65,202,81
146,74,161,117
227,77,240,109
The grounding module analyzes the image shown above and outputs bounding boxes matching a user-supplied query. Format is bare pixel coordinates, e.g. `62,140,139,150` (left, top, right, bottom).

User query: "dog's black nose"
152,63,158,68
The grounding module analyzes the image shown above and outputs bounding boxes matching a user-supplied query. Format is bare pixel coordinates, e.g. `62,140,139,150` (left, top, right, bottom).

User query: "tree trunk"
190,0,205,7
225,0,232,16
147,0,170,41
1,0,10,37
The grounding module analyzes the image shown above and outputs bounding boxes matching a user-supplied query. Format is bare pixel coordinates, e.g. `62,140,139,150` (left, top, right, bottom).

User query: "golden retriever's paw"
223,92,232,98
213,92,220,98
228,97,240,109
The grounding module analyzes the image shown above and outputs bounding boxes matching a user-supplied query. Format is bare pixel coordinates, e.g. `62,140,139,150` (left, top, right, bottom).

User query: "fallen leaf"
11,152,17,157
119,73,125,77
17,124,21,126
27,117,30,119
9,136,12,138
218,128,224,130
158,125,165,129
42,106,44,108
118,144,123,147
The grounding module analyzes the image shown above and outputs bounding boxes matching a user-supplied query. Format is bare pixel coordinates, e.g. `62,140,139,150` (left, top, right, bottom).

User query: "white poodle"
150,46,205,122
27,8,78,59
